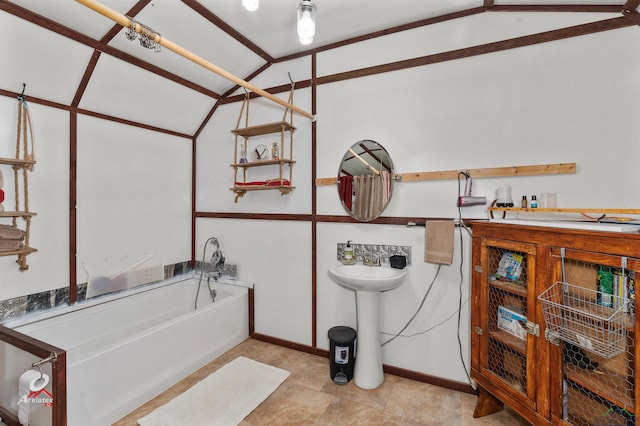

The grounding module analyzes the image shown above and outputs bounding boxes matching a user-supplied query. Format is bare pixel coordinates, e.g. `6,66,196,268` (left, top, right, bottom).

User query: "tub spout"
208,285,217,302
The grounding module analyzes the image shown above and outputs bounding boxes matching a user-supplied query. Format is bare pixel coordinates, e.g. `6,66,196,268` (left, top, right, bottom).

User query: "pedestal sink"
328,264,407,389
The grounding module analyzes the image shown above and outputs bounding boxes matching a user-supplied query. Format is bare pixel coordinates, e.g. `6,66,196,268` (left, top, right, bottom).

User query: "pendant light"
242,0,259,12
297,0,316,45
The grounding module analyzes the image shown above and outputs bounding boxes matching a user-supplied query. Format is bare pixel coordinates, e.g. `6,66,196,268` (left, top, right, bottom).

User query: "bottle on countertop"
521,195,528,208
341,241,356,265
531,195,538,208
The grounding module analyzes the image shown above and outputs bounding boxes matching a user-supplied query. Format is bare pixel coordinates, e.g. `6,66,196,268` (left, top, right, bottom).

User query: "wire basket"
538,282,629,359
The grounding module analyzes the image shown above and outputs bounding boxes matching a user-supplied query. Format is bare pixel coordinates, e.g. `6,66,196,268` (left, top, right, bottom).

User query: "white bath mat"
137,356,289,426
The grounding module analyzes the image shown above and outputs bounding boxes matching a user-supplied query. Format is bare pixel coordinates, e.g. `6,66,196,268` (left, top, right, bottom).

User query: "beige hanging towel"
425,220,455,265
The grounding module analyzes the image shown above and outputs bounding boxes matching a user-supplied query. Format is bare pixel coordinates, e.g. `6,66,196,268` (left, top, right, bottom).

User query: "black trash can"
328,326,357,385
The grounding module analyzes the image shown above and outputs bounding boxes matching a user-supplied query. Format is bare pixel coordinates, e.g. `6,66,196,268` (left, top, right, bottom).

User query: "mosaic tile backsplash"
0,260,194,323
336,242,411,265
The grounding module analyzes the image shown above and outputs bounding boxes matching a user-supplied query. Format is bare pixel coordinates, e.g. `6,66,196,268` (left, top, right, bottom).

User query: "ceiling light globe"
242,0,259,12
297,0,316,45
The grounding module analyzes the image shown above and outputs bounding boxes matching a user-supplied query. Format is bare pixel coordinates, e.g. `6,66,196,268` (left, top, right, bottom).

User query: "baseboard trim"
250,333,477,395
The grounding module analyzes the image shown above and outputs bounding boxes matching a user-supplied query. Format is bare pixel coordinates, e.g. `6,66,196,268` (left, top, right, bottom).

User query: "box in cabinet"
497,305,527,340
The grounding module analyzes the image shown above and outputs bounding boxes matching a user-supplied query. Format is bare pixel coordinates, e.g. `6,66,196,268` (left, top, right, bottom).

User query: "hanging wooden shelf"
316,162,576,186
0,247,37,257
0,156,36,167
1,98,37,271
232,159,296,168
0,211,37,218
231,122,296,137
230,82,296,202
231,185,295,203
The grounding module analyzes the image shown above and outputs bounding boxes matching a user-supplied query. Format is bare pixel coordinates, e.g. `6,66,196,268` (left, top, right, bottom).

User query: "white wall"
196,12,640,385
0,104,193,300
76,116,192,284
1,8,639,387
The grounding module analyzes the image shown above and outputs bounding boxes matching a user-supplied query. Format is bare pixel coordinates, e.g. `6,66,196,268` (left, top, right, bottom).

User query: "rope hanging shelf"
0,92,37,271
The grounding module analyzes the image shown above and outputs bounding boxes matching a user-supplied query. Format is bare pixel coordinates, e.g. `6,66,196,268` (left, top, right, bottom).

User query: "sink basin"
328,264,407,292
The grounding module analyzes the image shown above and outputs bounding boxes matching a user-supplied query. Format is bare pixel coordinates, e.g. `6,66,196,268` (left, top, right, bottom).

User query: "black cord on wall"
377,172,475,386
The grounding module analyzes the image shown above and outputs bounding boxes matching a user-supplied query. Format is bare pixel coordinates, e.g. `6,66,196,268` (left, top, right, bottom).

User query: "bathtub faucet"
208,238,225,281
195,236,225,309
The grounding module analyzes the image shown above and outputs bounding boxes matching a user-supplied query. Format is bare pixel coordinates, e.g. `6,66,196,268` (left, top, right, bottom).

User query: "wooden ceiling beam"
317,15,636,86
181,0,274,63
75,0,314,119
624,9,640,25
0,0,220,100
489,4,623,13
276,7,487,63
623,0,640,12
73,1,152,108
273,3,625,63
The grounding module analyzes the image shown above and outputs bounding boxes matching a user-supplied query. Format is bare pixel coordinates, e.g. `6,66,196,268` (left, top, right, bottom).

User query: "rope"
13,103,22,227
9,98,35,270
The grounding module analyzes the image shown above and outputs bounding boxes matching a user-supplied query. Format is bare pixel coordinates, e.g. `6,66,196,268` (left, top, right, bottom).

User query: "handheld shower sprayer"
194,236,225,310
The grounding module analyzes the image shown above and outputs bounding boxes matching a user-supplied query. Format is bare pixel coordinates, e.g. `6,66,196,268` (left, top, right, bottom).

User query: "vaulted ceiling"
0,0,637,135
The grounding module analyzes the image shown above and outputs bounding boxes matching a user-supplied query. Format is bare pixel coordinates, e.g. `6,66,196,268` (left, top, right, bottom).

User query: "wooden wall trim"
311,52,318,348
196,213,475,227
182,0,274,63
275,7,487,63
71,50,101,108
489,4,623,13
624,0,640,12
76,108,192,139
0,89,193,140
0,0,219,100
316,15,635,86
194,212,313,221
69,111,78,304
0,325,67,426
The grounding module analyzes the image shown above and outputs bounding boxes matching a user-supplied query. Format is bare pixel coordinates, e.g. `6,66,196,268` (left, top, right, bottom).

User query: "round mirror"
337,140,394,222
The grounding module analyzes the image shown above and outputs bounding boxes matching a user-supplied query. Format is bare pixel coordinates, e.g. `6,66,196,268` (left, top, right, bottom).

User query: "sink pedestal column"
354,290,384,389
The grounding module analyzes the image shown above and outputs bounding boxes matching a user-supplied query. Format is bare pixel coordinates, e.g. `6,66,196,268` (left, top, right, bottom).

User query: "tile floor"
114,338,530,425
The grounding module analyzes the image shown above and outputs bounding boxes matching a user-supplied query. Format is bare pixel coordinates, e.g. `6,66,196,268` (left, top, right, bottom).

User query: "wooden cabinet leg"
473,386,504,418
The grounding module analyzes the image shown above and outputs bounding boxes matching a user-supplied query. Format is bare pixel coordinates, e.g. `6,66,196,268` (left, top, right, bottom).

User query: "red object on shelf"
0,188,4,203
234,181,266,186
234,179,291,187
266,179,290,187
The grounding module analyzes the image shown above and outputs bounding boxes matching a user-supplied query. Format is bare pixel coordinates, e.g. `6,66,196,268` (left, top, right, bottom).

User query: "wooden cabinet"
471,221,640,425
0,156,36,270
230,86,296,203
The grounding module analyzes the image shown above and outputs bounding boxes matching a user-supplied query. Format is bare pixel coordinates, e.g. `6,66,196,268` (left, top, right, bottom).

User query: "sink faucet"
363,256,381,266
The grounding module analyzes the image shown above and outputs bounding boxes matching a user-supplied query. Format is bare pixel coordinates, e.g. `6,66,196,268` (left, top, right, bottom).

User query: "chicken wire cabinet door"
548,248,638,426
471,221,640,426
471,235,546,423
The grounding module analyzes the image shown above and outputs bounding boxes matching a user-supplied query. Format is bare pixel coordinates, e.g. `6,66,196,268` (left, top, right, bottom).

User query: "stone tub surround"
0,261,193,323
336,243,412,265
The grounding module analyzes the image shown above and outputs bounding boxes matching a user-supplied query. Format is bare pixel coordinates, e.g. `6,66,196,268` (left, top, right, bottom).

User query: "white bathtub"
6,276,250,426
